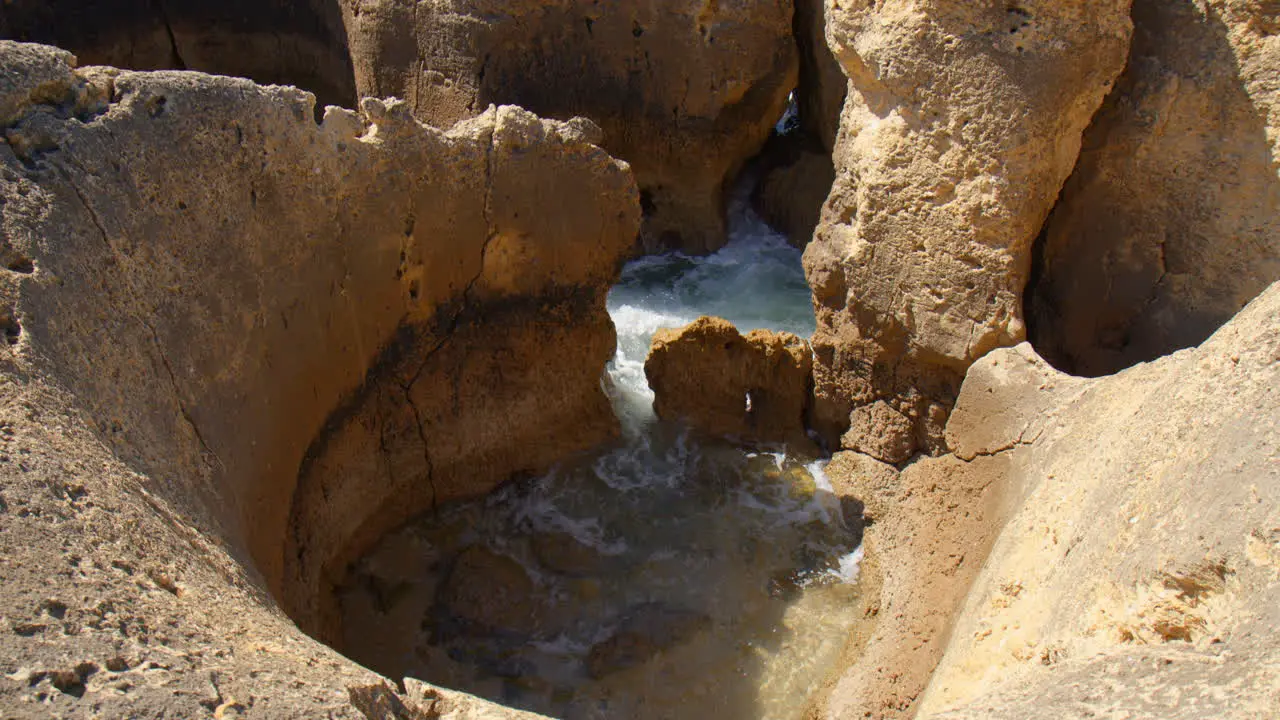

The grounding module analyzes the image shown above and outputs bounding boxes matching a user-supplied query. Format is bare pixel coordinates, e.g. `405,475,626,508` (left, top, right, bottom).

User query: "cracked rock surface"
822,282,1280,719
342,0,797,255
0,40,636,717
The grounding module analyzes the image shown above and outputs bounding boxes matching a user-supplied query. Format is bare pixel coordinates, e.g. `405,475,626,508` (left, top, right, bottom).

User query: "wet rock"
437,547,540,638
586,604,712,679
805,0,1133,446
646,316,813,448
342,0,797,254
825,451,900,527
784,465,818,501
530,532,611,578
840,401,916,465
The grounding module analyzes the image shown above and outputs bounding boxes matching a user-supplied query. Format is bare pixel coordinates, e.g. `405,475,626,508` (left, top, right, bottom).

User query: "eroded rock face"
794,0,845,154
824,284,1280,719
0,0,357,109
749,0,844,248
752,133,835,248
342,0,797,254
0,41,636,716
645,316,813,448
1026,0,1280,377
804,0,1132,448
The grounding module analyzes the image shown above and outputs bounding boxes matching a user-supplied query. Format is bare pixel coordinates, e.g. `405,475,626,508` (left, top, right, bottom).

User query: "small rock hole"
147,95,168,118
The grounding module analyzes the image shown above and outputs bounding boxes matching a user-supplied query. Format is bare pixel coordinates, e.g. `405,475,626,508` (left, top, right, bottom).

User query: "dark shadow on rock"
0,0,357,110
1025,0,1280,377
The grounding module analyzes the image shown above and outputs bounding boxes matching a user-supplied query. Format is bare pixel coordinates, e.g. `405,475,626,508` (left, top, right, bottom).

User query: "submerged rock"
530,531,613,579
586,604,712,679
437,547,541,638
645,316,813,449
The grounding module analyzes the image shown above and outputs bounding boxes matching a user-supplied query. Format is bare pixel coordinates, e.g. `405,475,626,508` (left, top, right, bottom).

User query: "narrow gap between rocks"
328,111,866,720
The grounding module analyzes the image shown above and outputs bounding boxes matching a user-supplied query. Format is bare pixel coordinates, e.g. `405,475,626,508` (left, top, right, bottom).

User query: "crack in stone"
390,129,501,513
152,0,189,70
54,162,224,474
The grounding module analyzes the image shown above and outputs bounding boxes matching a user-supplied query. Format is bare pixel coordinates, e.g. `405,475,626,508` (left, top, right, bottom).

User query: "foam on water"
338,180,865,720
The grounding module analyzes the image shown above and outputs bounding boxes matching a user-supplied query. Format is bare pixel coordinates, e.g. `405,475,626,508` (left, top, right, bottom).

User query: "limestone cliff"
1026,0,1280,376
804,0,1133,453
823,283,1280,719
0,41,635,716
341,0,797,254
0,0,357,109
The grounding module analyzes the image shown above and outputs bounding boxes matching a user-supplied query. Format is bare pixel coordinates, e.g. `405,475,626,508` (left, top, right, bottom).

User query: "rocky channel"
0,1,1277,719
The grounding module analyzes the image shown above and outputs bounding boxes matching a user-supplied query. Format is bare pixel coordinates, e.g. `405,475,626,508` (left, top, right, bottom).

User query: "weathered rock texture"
794,0,845,154
0,41,635,716
0,0,357,109
750,0,845,248
752,132,835,248
645,316,813,448
341,0,798,254
1026,0,1280,377
822,284,1280,719
804,0,1133,453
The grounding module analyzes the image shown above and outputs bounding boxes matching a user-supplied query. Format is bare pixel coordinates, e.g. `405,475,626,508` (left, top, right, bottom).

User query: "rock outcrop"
823,283,1280,719
1026,0,1280,377
645,316,813,449
751,0,845,248
804,0,1133,453
0,0,357,109
0,40,635,717
752,132,835,248
341,0,797,254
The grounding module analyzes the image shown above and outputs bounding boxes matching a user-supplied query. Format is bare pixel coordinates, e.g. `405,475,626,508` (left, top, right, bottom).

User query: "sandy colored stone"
437,547,541,637
840,400,915,465
0,0,356,109
821,285,1280,719
342,0,797,254
0,41,632,717
910,284,1280,719
804,0,1133,446
645,316,813,449
1026,0,1280,377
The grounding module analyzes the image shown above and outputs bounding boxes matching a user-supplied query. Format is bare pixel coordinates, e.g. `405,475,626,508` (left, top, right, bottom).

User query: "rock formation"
751,0,844,248
0,0,357,109
1026,0,1280,376
341,0,798,254
0,40,635,717
645,316,813,449
751,131,835,248
823,283,1280,719
804,0,1133,453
